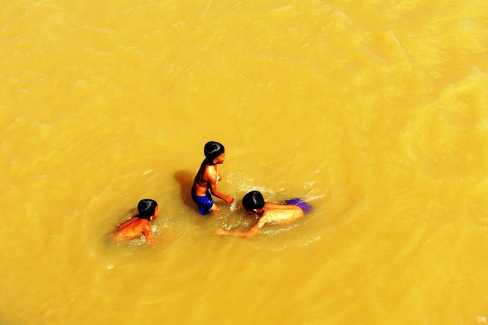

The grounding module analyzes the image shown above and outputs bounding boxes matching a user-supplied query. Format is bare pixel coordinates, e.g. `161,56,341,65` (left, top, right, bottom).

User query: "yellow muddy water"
1,1,488,324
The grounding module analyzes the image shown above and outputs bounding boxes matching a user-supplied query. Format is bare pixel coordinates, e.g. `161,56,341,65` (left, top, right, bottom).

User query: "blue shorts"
191,187,214,215
284,198,312,214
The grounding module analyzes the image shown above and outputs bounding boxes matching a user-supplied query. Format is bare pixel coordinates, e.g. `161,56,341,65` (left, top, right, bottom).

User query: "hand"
215,228,230,236
225,196,234,204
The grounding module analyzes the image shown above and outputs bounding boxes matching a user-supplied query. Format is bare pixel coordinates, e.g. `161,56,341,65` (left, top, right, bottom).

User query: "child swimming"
215,191,311,237
112,199,159,244
191,141,234,215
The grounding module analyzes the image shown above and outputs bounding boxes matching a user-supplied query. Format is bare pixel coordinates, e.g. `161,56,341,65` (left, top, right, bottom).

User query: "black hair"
242,191,265,211
137,199,158,220
204,141,225,162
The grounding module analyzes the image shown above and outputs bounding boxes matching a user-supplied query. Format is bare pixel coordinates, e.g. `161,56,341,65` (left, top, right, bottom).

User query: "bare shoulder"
117,217,138,229
203,164,217,182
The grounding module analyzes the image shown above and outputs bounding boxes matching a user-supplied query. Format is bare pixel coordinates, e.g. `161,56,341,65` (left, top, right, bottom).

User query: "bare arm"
209,182,234,204
207,169,234,204
215,215,267,237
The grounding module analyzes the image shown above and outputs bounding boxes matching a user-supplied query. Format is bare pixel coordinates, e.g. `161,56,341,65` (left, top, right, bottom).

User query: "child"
112,199,159,244
191,141,234,215
215,191,311,237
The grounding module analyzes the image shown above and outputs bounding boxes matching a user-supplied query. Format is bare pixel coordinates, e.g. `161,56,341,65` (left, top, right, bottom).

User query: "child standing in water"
112,199,159,244
216,191,311,237
192,141,234,215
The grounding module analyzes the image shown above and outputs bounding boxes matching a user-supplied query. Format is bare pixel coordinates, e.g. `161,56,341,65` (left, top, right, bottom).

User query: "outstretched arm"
215,216,267,238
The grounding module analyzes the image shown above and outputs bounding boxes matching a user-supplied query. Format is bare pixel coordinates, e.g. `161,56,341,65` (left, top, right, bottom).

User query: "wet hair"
204,141,225,162
242,191,265,211
137,199,158,220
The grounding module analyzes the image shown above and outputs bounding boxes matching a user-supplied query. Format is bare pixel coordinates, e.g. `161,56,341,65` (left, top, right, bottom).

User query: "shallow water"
1,0,488,324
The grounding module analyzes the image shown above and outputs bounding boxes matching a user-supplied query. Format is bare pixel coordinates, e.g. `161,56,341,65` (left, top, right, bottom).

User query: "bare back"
261,202,304,225
112,217,150,242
